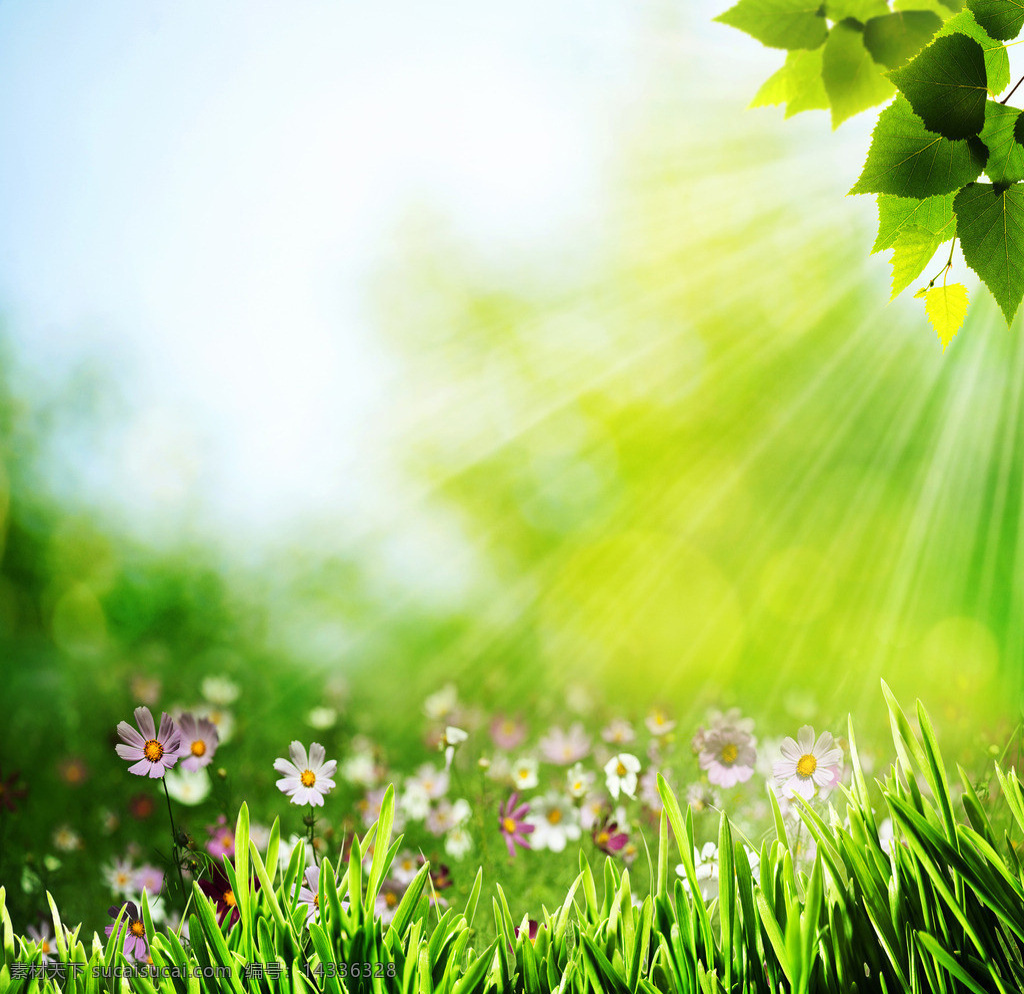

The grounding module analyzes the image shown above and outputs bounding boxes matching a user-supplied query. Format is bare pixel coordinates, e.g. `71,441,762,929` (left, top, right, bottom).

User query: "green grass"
5,687,1024,993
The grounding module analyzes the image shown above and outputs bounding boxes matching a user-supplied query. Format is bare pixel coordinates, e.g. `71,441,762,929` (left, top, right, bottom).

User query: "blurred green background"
0,0,1020,935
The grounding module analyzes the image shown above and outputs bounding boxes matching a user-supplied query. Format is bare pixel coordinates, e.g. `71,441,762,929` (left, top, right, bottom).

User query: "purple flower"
592,816,629,856
539,723,591,765
205,814,235,860
174,713,219,772
699,726,756,788
106,902,148,961
134,864,164,895
273,741,337,807
115,707,182,779
198,865,258,927
498,793,534,858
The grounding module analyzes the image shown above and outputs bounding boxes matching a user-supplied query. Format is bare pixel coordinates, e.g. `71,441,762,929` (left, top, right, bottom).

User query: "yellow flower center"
385,892,398,908
654,714,664,725
313,895,319,909
130,920,145,938
143,740,163,762
720,743,738,764
616,762,627,776
797,754,817,777
502,817,518,834
547,809,563,825
596,831,610,845
41,940,51,954
300,769,316,787
190,740,206,757
224,890,236,908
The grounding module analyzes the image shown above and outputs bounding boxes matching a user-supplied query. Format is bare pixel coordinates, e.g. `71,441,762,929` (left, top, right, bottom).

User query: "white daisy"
604,753,641,800
273,741,337,807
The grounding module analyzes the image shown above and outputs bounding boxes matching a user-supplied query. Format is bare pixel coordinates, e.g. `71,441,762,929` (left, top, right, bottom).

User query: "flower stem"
161,777,187,903
307,804,319,865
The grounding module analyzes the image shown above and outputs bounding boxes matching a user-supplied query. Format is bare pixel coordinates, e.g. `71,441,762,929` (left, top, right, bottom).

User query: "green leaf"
965,0,1024,40
919,283,970,348
715,0,829,50
980,101,1024,182
935,11,1011,95
889,34,988,139
851,96,988,195
874,192,956,252
954,181,1024,321
823,20,897,126
752,48,830,116
896,0,963,12
888,226,943,297
827,0,889,18
863,11,943,68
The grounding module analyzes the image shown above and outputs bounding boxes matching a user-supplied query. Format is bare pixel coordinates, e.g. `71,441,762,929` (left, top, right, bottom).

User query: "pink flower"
539,723,591,765
699,727,756,788
206,815,235,860
134,864,164,894
106,902,147,961
592,816,629,856
601,719,635,745
490,714,528,751
116,707,181,779
175,713,219,772
498,793,534,858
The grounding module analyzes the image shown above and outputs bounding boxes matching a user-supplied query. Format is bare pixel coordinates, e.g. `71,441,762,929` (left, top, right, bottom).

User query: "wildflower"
174,714,219,772
645,709,676,737
206,815,235,860
129,674,161,705
773,726,843,800
249,822,272,851
57,756,90,786
198,865,257,927
579,793,609,831
400,782,431,821
699,726,756,788
193,705,235,745
134,865,164,894
428,861,453,894
676,843,760,900
441,726,468,769
566,762,595,798
515,919,540,941
685,782,720,813
392,850,421,885
106,902,148,961
511,757,539,791
297,865,320,924
490,714,528,750
278,835,315,875
128,793,155,819
116,707,181,779
164,767,211,806
601,719,635,745
539,723,591,765
340,752,378,787
408,763,449,800
427,798,471,836
604,753,641,800
592,816,629,855
274,741,337,807
105,857,136,897
52,825,82,851
498,793,534,857
423,684,458,722
306,706,337,730
526,792,581,853
201,676,240,706
26,921,54,962
100,808,120,834
375,879,403,924
445,825,474,860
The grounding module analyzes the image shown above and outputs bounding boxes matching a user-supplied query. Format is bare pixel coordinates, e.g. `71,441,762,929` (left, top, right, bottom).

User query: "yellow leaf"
923,283,969,351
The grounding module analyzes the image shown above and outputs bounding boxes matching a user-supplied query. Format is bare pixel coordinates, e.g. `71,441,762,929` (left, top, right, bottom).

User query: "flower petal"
308,742,326,768
117,722,146,749
134,706,156,741
797,726,815,752
289,741,308,769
